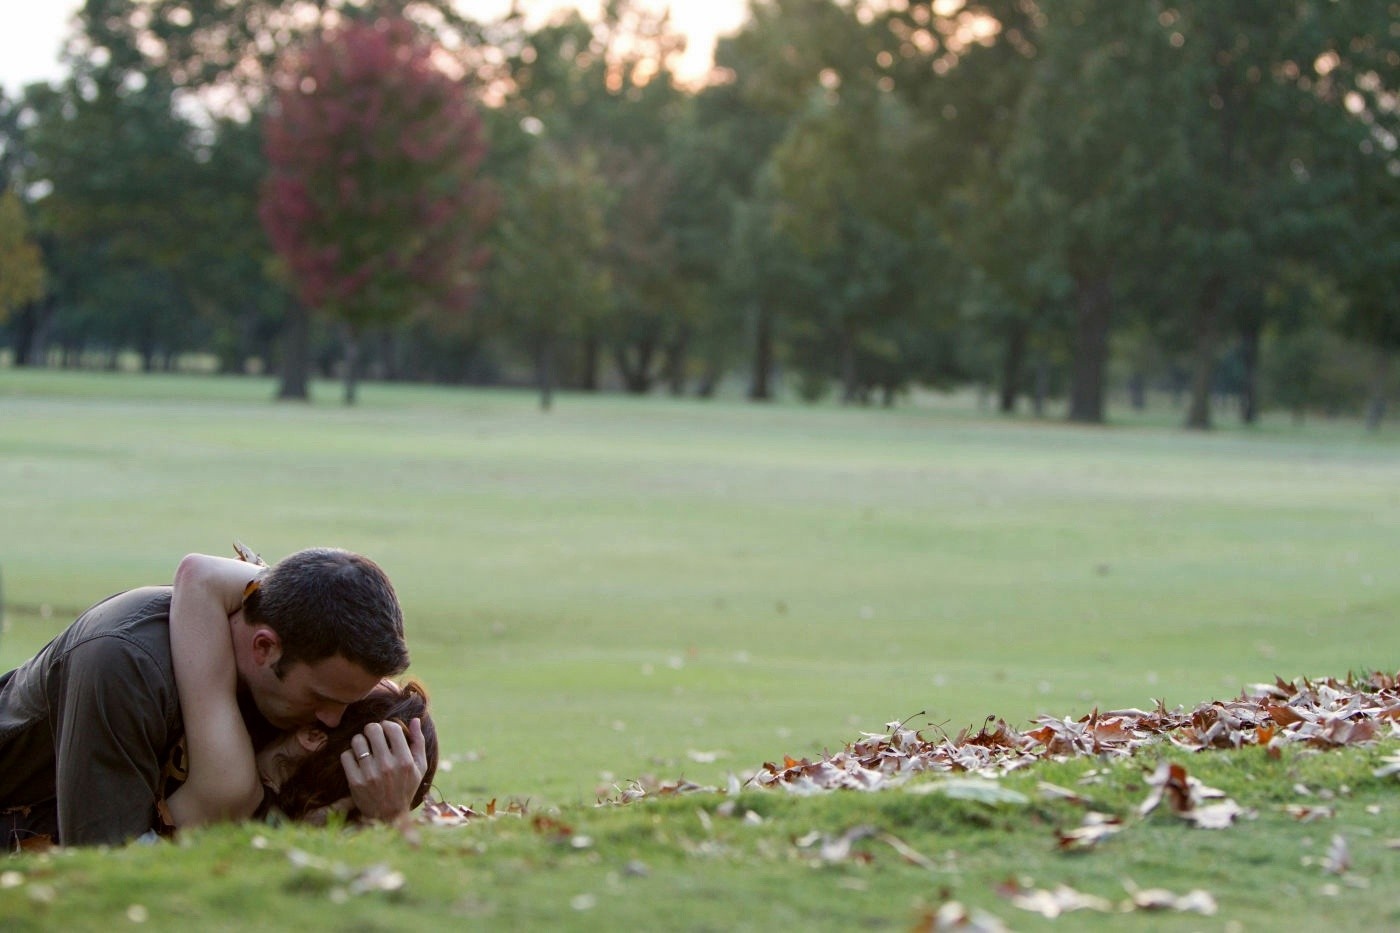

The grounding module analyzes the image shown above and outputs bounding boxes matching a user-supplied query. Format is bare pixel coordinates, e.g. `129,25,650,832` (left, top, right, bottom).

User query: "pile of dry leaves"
423,671,1400,822
414,672,1400,928
747,671,1400,795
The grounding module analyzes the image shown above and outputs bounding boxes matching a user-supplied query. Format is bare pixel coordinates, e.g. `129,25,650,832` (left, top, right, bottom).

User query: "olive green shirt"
0,587,182,847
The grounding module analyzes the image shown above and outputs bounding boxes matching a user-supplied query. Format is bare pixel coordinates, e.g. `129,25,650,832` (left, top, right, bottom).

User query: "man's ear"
250,628,282,668
296,728,328,753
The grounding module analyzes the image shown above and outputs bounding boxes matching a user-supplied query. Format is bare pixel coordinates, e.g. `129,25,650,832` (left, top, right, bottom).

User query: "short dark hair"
270,680,438,821
242,547,408,677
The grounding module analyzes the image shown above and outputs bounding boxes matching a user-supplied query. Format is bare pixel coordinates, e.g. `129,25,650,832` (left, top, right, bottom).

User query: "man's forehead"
293,654,380,701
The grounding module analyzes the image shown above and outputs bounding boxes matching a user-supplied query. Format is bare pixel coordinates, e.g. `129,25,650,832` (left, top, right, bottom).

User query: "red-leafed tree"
260,16,492,404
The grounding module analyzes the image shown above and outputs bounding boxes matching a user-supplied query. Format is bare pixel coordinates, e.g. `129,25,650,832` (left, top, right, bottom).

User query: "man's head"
237,547,409,730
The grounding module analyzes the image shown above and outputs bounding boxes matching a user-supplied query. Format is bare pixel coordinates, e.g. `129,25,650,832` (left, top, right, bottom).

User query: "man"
0,547,411,849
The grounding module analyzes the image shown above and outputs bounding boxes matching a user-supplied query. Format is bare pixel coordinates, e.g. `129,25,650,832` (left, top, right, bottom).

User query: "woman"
161,550,437,831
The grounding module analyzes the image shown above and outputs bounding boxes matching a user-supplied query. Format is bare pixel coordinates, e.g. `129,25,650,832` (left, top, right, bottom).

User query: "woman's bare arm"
163,553,265,827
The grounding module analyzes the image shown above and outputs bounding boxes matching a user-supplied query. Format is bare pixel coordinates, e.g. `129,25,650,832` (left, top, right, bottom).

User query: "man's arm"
52,635,174,846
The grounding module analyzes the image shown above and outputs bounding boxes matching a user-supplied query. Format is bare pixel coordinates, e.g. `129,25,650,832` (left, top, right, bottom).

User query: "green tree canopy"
0,190,45,322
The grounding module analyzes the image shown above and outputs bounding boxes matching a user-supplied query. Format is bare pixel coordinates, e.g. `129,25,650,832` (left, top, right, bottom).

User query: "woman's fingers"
408,718,428,773
345,721,418,772
342,720,424,821
349,733,371,761
364,721,391,759
384,719,412,760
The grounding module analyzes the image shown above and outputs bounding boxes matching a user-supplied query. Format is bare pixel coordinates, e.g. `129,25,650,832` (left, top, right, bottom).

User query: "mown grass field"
1,369,1397,929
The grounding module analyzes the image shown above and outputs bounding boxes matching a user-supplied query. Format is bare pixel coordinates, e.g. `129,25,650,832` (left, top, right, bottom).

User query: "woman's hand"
340,718,429,822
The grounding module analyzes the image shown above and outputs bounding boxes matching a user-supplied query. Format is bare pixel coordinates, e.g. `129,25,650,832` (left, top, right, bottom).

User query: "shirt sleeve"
51,634,174,846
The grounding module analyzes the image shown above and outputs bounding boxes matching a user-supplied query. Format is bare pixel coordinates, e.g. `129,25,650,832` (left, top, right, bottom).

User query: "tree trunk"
696,354,721,398
1365,348,1392,432
614,338,655,394
580,332,601,391
839,320,859,404
748,303,774,401
378,330,400,382
664,329,688,397
1127,372,1146,410
1184,276,1225,431
998,320,1027,414
537,335,555,413
277,302,312,401
341,327,361,406
1238,319,1262,425
11,296,55,366
1067,274,1113,424
1033,356,1049,418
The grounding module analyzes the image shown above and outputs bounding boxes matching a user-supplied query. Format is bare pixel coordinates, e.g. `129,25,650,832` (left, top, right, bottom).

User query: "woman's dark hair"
269,680,438,821
243,547,408,677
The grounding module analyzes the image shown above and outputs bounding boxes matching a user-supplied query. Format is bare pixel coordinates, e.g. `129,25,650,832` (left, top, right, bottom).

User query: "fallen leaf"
815,825,877,864
1139,760,1241,827
1003,882,1113,918
1373,752,1400,779
879,832,937,870
1184,799,1246,830
1323,834,1351,875
1038,781,1092,805
913,901,1011,932
1057,812,1123,852
1122,881,1218,915
348,864,405,895
908,778,1029,806
1285,804,1336,822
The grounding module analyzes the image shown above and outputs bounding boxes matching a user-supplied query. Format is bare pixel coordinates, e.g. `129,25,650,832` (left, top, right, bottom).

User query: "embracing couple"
0,546,438,850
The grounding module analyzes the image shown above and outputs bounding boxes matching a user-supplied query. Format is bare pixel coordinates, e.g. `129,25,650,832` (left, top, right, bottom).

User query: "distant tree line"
0,0,1395,427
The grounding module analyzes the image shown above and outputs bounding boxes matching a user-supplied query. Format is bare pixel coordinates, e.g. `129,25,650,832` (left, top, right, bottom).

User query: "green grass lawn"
1,369,1397,929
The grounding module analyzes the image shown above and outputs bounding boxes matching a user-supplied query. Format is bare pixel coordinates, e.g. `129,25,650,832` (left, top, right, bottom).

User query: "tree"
0,191,45,322
72,0,476,118
1003,1,1182,424
1147,2,1365,430
670,69,788,399
22,71,212,370
1323,1,1400,431
489,142,611,410
260,16,494,404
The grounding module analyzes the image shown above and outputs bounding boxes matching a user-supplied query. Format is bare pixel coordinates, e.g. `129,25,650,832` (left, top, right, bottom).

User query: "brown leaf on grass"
912,901,1010,932
879,832,937,870
1268,704,1309,727
998,880,1113,918
1056,812,1123,852
1037,781,1092,805
1138,762,1193,817
1307,717,1379,748
418,797,486,825
1122,881,1218,915
1182,799,1246,830
532,815,574,839
1322,834,1351,875
1374,752,1400,778
1139,761,1242,828
795,825,878,864
1285,804,1336,822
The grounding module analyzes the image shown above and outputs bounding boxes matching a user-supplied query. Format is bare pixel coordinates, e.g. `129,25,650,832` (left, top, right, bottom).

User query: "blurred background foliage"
0,0,1396,427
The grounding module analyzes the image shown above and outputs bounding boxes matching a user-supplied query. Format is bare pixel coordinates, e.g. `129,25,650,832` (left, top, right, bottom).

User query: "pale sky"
0,0,750,96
